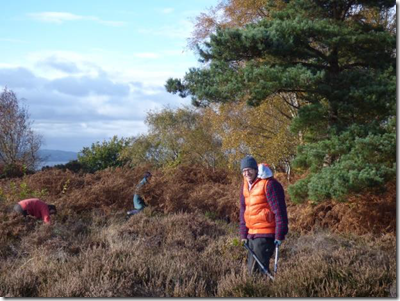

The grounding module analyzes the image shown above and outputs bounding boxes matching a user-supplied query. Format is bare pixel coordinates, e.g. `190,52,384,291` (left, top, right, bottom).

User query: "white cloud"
37,56,81,74
95,19,125,27
27,51,107,79
28,12,82,23
46,75,130,97
0,59,189,152
0,67,48,89
24,46,196,87
161,8,174,14
35,120,147,138
27,12,125,27
27,50,87,63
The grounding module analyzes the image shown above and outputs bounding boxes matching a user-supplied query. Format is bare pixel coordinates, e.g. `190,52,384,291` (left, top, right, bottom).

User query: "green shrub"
290,122,396,203
77,136,132,173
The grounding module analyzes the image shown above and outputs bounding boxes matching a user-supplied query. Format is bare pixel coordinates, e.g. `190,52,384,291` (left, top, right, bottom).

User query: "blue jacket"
133,177,149,209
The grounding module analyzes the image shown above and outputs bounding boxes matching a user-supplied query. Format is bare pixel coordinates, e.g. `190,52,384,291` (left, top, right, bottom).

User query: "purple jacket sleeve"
266,178,288,240
239,184,248,239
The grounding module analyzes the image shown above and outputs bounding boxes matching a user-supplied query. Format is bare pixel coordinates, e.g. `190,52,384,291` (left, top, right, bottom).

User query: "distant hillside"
38,149,78,163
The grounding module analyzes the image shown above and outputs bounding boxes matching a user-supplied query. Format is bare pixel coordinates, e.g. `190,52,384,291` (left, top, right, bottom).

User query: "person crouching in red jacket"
14,198,57,225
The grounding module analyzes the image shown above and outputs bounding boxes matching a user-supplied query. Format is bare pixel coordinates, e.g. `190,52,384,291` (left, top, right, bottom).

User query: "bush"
77,136,132,173
42,160,84,173
290,122,396,203
0,163,28,179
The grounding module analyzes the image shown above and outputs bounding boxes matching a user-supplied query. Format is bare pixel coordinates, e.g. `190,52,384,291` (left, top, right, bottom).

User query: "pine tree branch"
292,61,328,70
279,93,301,110
304,45,329,62
340,62,369,70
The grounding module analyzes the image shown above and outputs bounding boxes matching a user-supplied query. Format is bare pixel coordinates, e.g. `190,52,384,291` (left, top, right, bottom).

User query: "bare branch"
0,88,43,172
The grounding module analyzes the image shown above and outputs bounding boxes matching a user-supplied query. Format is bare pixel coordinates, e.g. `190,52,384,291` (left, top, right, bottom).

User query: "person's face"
242,168,257,183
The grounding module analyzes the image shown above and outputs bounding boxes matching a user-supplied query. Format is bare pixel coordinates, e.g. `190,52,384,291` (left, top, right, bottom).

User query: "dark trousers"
247,237,275,274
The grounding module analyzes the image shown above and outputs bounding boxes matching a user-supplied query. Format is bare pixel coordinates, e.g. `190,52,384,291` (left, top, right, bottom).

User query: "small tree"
204,98,299,174
77,136,132,173
121,107,228,169
0,88,43,173
144,107,227,168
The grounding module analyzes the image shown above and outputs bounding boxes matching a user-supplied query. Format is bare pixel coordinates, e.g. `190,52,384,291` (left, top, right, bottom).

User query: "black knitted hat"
240,156,258,171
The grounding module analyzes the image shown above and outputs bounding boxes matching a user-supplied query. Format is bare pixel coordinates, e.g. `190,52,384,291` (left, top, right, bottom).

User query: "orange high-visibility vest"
243,178,276,234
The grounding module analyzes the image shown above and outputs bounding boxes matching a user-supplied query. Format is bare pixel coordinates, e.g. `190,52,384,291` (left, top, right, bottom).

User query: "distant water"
37,161,70,170
37,149,78,170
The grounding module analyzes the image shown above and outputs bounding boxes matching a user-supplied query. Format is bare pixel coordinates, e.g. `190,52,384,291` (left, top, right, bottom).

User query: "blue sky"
0,0,217,152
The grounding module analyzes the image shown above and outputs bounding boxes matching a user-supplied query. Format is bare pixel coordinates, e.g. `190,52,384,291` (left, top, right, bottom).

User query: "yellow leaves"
204,96,300,169
124,95,299,171
189,0,288,49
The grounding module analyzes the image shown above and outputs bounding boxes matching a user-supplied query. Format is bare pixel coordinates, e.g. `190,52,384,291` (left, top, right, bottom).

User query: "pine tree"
166,0,396,202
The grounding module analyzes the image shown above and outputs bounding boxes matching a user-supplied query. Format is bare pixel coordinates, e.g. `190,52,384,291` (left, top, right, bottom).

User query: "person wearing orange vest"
14,198,57,225
239,156,288,275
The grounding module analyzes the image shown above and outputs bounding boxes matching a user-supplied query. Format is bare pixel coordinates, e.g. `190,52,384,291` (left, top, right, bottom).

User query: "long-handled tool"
244,242,275,281
274,244,280,274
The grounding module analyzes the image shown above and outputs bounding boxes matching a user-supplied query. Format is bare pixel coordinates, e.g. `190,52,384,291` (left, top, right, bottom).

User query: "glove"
241,239,248,245
274,239,282,246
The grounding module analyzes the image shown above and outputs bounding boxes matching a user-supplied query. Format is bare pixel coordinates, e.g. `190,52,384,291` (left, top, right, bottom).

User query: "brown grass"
0,165,396,297
288,181,396,235
0,210,395,297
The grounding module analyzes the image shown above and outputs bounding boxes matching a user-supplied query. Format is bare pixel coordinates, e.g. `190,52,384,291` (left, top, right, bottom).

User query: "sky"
0,0,217,152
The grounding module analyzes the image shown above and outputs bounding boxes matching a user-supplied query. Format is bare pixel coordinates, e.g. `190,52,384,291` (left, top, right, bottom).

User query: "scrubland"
0,166,396,297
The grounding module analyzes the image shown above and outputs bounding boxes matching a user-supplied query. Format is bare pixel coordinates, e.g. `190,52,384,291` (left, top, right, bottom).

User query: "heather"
0,166,396,297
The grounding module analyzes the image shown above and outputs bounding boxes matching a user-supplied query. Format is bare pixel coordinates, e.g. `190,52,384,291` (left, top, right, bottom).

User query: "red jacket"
19,198,51,224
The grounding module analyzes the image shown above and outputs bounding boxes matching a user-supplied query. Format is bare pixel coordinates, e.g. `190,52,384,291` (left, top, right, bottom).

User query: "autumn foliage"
1,165,395,236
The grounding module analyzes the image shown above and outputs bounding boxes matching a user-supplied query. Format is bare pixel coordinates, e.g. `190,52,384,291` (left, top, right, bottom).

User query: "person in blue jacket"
127,171,152,217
